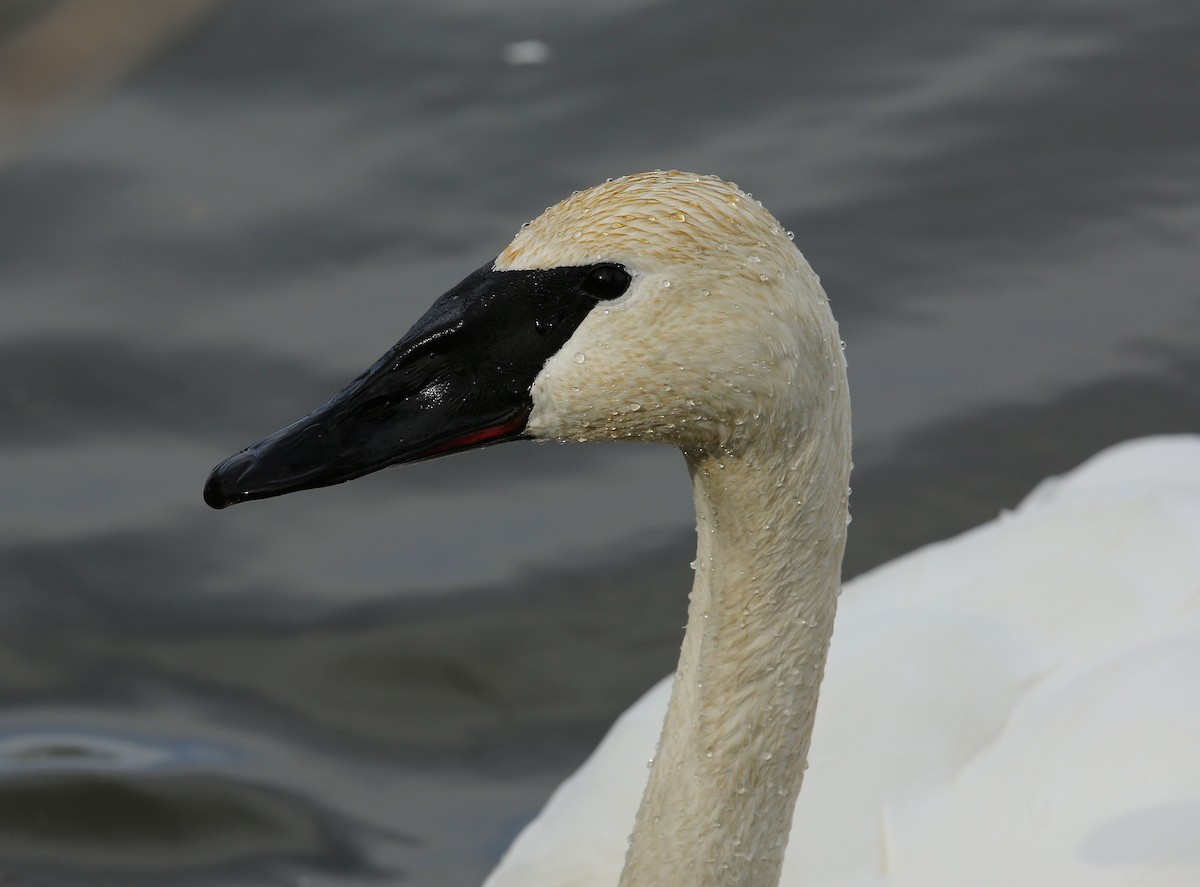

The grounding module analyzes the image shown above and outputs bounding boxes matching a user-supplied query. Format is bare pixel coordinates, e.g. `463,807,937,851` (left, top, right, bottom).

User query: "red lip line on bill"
420,411,529,458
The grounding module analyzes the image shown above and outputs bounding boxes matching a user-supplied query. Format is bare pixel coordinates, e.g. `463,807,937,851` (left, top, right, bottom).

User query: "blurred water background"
0,1,1197,884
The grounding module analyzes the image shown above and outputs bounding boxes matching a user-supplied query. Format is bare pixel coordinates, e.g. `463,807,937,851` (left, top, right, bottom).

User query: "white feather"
487,437,1200,886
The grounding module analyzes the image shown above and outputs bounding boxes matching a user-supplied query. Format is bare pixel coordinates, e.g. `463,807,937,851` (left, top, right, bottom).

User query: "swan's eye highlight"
581,264,631,300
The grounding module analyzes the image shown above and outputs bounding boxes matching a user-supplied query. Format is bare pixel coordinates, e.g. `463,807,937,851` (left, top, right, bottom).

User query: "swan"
204,171,1200,886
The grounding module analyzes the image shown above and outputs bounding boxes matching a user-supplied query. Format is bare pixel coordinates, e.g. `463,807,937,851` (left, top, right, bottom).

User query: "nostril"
352,394,397,420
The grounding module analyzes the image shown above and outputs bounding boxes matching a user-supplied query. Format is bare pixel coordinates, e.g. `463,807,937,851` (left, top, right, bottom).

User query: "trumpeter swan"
205,171,1200,887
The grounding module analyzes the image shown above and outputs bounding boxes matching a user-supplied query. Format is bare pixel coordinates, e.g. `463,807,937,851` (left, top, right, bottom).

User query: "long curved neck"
620,378,851,886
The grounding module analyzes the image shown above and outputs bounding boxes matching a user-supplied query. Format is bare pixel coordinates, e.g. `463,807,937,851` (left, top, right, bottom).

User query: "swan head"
507,172,840,453
204,171,845,508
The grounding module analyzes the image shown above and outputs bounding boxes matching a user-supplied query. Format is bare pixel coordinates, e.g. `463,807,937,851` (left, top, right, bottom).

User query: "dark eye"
581,264,631,300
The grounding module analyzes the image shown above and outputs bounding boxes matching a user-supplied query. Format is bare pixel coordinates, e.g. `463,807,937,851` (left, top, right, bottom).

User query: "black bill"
203,261,627,509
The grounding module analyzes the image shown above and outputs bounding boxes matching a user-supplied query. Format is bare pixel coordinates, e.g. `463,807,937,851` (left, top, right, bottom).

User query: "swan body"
486,435,1200,886
203,171,1200,886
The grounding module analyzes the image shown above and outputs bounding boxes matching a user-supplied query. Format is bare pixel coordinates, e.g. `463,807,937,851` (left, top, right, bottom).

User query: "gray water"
1,1,1198,884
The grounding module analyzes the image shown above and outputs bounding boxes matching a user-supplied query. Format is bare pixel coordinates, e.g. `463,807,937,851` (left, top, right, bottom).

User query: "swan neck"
620,410,850,887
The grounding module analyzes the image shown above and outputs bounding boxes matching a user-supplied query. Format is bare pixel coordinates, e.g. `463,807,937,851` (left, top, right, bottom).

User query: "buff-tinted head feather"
511,172,845,457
